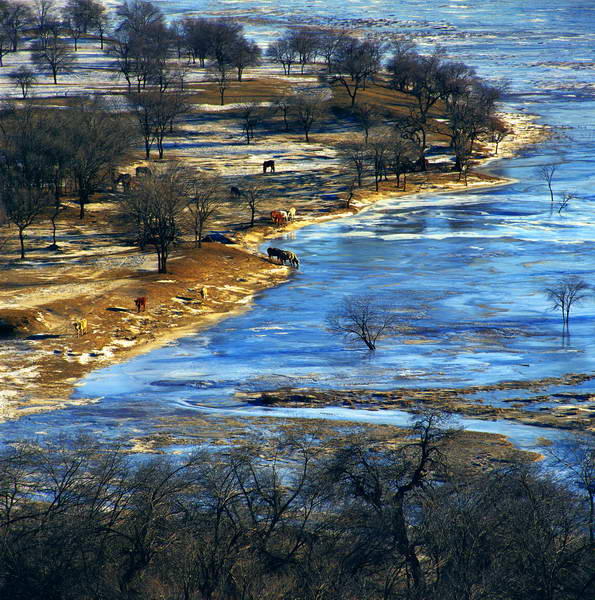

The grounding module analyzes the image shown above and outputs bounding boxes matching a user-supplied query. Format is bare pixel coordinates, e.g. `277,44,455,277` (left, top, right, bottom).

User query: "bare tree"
33,0,59,37
351,102,379,144
558,191,576,214
343,176,356,209
66,97,138,218
64,15,84,51
4,1,31,52
326,295,398,350
93,8,110,50
228,37,260,81
537,164,557,204
121,166,189,273
30,35,77,84
237,101,261,144
387,131,416,190
545,275,589,330
272,93,294,131
129,89,189,159
288,27,319,74
339,138,367,187
367,128,391,192
243,180,265,227
447,97,491,185
266,36,297,75
207,59,232,106
64,0,105,35
186,173,222,247
0,22,12,67
328,36,382,107
486,116,510,154
542,434,595,543
9,67,37,98
292,90,328,142
0,185,50,259
313,28,348,73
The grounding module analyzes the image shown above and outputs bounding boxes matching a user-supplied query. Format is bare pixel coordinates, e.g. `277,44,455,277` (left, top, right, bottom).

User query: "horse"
134,296,147,312
270,210,287,226
287,207,296,221
280,250,300,269
230,186,243,198
267,248,299,268
263,160,275,173
72,318,88,337
115,173,132,191
267,247,284,263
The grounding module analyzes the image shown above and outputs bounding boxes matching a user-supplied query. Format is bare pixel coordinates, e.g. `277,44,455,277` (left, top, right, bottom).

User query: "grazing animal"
230,186,243,198
267,247,299,268
263,159,275,173
116,173,132,191
135,166,152,177
270,210,287,226
200,287,208,300
267,247,284,263
134,296,147,312
287,207,296,221
72,318,88,337
280,250,300,269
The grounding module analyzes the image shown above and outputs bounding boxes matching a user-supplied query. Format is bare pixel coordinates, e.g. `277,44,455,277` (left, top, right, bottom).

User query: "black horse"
263,160,275,173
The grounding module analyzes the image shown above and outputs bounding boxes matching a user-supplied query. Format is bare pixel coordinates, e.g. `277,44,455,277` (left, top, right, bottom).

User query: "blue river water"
4,0,595,450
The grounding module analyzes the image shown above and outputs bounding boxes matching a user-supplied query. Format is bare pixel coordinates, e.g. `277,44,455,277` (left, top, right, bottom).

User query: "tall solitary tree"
326,295,398,350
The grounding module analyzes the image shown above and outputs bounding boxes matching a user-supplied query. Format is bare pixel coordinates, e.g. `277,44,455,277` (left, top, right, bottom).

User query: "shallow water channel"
4,0,595,451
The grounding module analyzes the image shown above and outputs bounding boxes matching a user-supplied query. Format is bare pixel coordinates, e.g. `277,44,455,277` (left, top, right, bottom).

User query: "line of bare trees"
0,414,592,600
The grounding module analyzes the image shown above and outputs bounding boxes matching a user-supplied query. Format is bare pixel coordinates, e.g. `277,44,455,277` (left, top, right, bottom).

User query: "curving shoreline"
0,110,552,437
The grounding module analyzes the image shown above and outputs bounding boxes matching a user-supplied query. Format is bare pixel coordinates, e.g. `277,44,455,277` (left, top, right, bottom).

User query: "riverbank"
0,109,547,429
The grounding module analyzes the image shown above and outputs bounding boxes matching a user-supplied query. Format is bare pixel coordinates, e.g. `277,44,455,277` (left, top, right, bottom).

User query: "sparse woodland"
0,0,508,267
0,414,593,599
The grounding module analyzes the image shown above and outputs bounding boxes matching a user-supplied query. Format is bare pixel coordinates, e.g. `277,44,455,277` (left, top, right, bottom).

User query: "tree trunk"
18,228,25,259
52,68,58,84
78,188,89,219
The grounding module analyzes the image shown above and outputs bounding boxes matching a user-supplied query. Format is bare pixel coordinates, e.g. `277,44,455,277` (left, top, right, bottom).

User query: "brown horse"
263,160,275,173
134,296,147,312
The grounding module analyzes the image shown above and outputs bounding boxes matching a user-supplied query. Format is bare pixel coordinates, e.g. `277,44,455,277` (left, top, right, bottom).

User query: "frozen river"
4,0,595,450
